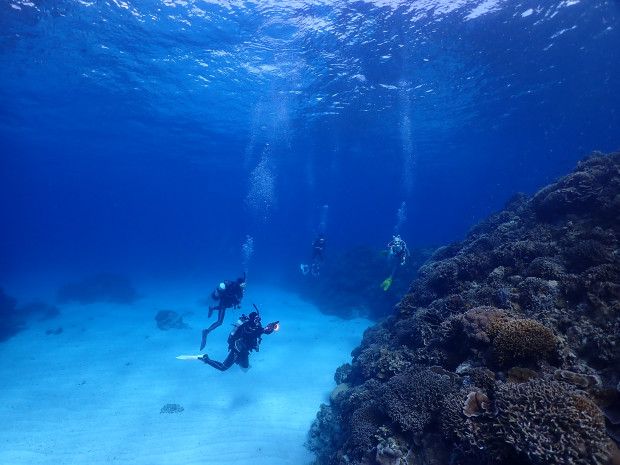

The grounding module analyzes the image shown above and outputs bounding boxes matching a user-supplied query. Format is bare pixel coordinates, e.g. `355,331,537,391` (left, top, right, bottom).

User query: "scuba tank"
227,314,249,348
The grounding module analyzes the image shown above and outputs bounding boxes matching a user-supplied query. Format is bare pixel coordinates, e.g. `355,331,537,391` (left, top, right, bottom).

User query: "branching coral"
379,367,454,435
355,346,416,380
346,405,384,457
515,277,561,319
439,388,505,463
494,379,612,465
441,379,613,465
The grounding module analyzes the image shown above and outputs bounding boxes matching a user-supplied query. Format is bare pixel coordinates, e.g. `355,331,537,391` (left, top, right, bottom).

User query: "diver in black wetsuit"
301,234,326,277
200,309,279,371
200,272,246,350
311,234,325,277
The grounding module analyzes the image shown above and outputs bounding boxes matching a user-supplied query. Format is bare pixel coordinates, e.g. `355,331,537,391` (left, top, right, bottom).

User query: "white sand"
0,284,371,465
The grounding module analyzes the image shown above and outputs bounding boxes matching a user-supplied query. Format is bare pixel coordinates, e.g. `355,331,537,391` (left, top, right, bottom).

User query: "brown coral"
489,318,558,367
462,306,509,345
507,366,539,383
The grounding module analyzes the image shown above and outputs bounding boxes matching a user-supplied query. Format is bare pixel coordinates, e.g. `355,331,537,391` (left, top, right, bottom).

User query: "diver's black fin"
199,329,208,351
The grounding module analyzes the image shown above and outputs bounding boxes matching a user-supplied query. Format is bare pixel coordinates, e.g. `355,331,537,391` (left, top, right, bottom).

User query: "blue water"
1,0,619,289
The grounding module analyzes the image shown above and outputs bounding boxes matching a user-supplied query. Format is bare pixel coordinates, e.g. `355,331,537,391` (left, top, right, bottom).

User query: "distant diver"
200,272,246,350
200,305,279,372
380,235,410,291
301,233,325,277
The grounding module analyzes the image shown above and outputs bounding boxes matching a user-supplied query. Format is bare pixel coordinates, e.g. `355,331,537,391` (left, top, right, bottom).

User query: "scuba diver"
200,272,246,351
301,234,325,277
200,305,279,372
380,235,410,291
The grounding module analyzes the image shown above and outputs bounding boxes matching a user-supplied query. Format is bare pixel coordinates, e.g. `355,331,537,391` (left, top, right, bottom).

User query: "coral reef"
57,273,141,305
441,379,613,465
155,310,189,330
488,318,559,368
379,367,453,434
160,403,184,414
17,300,60,320
0,288,22,342
0,290,61,342
491,379,611,465
308,151,620,465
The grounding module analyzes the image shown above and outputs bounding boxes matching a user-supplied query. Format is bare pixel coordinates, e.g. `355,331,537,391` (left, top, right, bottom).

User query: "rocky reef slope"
308,151,620,465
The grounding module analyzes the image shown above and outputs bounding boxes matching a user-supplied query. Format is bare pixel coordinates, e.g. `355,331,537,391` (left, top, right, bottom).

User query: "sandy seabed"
0,284,371,465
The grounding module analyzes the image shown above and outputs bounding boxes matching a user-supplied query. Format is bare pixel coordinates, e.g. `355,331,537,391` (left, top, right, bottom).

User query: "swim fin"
380,276,393,291
199,329,208,351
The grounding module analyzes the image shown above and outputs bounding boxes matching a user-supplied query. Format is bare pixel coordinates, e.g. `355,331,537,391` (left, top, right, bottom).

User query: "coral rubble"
308,151,620,465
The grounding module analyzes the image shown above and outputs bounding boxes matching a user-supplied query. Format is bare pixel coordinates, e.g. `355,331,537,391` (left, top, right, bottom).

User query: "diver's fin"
380,276,393,291
177,355,203,360
199,329,208,351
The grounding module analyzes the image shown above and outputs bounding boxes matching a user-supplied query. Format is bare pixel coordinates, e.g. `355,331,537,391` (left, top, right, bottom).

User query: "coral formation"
0,288,21,342
17,300,60,320
160,403,184,414
0,289,61,342
462,390,493,417
155,310,189,331
441,379,613,465
308,151,620,465
492,379,612,465
461,306,509,345
488,318,558,367
379,367,453,434
57,273,141,305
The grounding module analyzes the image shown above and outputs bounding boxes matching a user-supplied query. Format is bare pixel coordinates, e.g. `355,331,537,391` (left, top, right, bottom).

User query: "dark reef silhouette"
57,273,141,305
0,290,61,342
0,288,23,342
294,245,435,320
308,151,620,465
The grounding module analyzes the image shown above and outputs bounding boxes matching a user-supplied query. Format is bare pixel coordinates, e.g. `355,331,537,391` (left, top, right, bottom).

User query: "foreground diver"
200,306,279,371
199,272,246,350
380,235,410,291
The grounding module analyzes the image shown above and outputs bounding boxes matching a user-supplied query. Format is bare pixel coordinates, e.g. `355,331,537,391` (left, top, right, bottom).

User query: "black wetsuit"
311,236,325,276
312,237,325,262
200,274,245,350
388,241,410,277
202,319,275,371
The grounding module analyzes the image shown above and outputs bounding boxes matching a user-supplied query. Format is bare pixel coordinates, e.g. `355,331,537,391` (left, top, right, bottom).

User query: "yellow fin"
380,276,393,291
